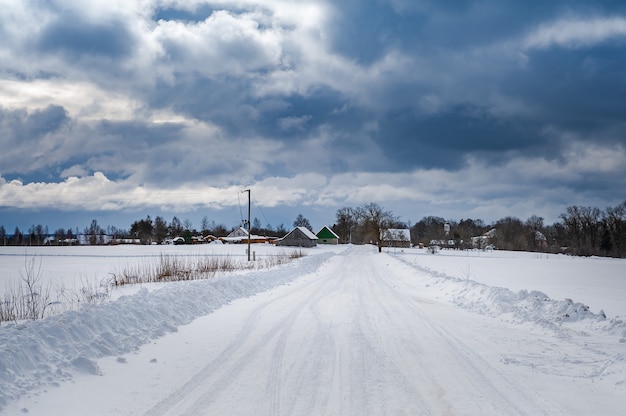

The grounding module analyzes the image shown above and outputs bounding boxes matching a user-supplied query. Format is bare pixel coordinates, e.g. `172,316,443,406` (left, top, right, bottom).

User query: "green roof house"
316,226,340,245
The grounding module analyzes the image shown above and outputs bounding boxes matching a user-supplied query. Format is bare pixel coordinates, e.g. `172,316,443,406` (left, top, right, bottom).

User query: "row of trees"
0,214,290,246
128,215,227,244
128,215,294,245
2,200,625,257
0,221,129,246
332,203,404,251
330,201,626,258
0,224,51,246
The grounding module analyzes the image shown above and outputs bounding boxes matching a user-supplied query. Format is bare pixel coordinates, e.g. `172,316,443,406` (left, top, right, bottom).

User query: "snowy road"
4,245,624,415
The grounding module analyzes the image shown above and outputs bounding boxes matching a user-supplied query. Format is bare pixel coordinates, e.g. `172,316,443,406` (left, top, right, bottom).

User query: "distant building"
382,229,411,248
471,228,497,249
316,226,340,245
276,227,318,247
535,230,548,248
77,234,114,245
220,227,270,244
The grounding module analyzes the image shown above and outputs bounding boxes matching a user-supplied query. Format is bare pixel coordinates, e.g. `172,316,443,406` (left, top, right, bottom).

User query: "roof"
298,226,318,240
221,228,270,243
226,227,249,238
316,226,339,239
282,226,318,240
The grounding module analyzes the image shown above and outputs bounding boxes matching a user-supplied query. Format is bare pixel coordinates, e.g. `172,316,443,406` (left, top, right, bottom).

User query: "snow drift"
0,252,335,408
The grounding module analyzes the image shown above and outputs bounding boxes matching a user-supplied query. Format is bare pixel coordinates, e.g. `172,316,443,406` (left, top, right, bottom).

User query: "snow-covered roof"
221,234,267,243
296,226,318,240
279,226,317,241
227,227,249,238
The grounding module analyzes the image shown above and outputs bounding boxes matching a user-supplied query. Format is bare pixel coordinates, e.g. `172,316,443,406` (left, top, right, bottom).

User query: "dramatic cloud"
523,17,626,50
1,0,625,231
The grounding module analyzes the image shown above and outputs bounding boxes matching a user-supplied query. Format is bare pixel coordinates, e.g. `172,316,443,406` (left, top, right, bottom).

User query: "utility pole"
243,189,251,261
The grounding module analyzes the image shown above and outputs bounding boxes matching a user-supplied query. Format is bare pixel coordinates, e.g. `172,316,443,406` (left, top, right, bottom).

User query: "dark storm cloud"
2,0,626,226
149,75,253,130
327,0,428,65
0,105,69,143
372,105,549,170
36,15,135,59
150,73,336,138
314,0,626,173
140,0,626,179
508,46,626,130
0,105,71,178
329,0,537,61
154,4,224,23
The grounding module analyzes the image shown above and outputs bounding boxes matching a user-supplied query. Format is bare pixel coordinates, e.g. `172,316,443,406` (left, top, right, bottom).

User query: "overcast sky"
1,0,626,232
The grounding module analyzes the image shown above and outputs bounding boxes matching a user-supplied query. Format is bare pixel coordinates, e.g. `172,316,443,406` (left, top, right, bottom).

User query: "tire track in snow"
142,250,348,416
142,281,301,415
145,245,558,415
344,251,433,415
373,253,562,415
178,246,434,415
268,258,345,415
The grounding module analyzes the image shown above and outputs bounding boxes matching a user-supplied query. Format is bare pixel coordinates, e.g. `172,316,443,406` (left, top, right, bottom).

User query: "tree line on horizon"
331,201,626,258
1,200,625,258
0,215,287,247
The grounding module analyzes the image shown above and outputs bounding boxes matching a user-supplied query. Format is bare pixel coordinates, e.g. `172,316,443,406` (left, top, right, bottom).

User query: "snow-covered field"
1,244,625,415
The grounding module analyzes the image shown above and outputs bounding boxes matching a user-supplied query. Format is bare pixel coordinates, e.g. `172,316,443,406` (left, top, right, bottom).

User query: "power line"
251,196,271,228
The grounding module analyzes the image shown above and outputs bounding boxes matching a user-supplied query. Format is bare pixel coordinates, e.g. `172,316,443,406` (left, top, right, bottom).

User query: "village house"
220,227,270,244
316,226,340,245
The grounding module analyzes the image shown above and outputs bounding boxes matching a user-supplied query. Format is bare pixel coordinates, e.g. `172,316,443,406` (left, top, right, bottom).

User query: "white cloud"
152,10,284,78
277,115,312,131
60,165,88,178
0,172,246,212
2,135,624,224
0,79,141,121
523,17,626,50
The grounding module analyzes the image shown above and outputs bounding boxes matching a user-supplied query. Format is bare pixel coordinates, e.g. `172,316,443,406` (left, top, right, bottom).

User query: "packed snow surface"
1,244,625,415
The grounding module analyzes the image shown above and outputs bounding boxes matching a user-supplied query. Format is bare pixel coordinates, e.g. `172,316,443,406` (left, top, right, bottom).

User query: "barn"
316,226,340,245
276,226,318,247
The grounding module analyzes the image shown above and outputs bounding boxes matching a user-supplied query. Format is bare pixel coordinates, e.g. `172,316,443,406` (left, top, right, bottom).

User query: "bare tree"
169,216,183,236
85,219,103,245
560,206,602,255
492,217,527,251
201,216,210,233
20,255,52,320
334,207,358,243
359,203,398,252
154,216,168,244
604,201,626,257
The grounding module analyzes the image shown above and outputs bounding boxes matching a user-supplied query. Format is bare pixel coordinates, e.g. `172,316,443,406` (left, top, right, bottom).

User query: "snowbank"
0,251,335,408
2,245,625,412
392,255,626,338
